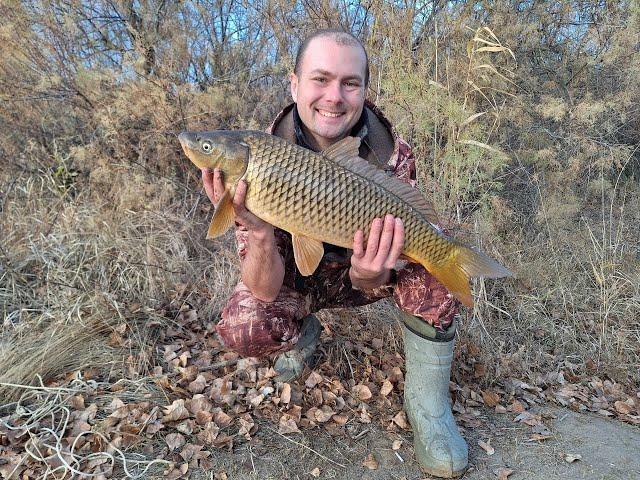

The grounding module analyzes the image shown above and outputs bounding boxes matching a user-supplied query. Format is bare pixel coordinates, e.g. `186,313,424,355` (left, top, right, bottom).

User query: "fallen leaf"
392,411,409,429
478,439,495,455
380,380,393,397
278,415,301,434
281,383,291,404
166,432,186,451
508,400,525,413
188,375,208,394
392,440,402,450
362,453,379,470
614,400,633,415
482,391,501,407
163,400,190,422
564,453,582,463
305,372,323,389
332,414,348,425
494,467,513,479
315,406,335,423
310,467,320,477
352,384,372,401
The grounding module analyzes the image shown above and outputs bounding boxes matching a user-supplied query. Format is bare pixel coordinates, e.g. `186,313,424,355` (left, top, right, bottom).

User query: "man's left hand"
350,214,404,290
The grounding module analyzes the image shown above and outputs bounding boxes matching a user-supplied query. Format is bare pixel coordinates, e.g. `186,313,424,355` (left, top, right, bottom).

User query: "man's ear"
289,72,298,103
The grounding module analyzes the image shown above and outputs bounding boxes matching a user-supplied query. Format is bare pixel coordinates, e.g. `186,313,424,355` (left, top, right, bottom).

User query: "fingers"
384,217,404,269
201,168,226,204
232,179,248,211
352,229,365,258
376,214,396,260
364,217,383,261
201,168,216,204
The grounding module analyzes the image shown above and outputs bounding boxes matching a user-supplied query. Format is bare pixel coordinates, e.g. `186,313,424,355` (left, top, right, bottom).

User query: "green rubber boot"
402,314,468,478
274,314,322,382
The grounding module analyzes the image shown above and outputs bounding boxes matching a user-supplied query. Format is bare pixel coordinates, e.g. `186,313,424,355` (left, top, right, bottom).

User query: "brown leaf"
482,390,501,407
278,415,301,435
507,400,525,413
164,463,189,480
478,439,495,455
362,453,379,470
380,380,393,397
614,400,633,415
310,467,321,477
332,414,348,425
188,375,208,394
305,371,323,389
214,411,233,428
352,384,372,402
315,406,335,423
166,432,186,451
196,422,220,446
494,467,513,479
391,440,402,450
392,411,409,429
280,383,291,404
163,400,190,423
195,410,213,426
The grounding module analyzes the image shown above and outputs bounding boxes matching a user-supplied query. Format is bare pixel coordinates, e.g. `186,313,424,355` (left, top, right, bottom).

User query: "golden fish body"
178,130,510,306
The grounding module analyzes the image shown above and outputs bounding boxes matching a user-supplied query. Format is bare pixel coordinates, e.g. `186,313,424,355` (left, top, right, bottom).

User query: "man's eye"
345,81,360,88
313,77,327,83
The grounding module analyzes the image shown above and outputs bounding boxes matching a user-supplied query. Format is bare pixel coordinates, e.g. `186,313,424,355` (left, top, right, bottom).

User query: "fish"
178,130,511,306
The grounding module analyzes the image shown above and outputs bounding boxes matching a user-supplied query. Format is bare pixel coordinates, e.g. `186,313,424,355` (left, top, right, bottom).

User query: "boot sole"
413,432,468,478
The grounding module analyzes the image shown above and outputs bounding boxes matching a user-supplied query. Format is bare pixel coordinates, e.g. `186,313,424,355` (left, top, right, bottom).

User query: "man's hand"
201,168,271,235
350,214,404,290
201,168,283,301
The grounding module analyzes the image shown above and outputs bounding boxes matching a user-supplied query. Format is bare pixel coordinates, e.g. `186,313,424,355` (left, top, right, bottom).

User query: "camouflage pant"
216,263,457,358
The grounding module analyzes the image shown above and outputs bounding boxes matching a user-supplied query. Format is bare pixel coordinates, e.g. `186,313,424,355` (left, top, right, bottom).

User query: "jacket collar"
267,99,398,170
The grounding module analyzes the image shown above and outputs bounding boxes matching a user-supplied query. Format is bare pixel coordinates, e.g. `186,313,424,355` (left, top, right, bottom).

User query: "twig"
266,427,347,469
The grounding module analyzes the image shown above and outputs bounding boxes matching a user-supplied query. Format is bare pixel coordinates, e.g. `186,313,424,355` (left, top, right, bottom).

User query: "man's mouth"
316,109,344,118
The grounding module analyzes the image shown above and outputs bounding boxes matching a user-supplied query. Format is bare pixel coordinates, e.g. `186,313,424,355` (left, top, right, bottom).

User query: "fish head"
178,130,249,180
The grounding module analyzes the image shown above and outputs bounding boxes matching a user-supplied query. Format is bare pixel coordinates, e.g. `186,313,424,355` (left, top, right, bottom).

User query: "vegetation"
1,0,638,476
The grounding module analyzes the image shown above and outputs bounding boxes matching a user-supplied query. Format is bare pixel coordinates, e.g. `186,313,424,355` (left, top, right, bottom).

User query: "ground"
204,407,640,480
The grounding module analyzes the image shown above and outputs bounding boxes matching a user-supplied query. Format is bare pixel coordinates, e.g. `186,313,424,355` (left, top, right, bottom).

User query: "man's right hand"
201,168,271,235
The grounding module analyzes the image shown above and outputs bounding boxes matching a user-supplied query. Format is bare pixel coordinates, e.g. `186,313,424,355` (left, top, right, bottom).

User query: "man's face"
290,36,367,150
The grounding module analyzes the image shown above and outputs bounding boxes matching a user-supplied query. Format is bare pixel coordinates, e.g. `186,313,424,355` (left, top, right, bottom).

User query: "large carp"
178,130,510,306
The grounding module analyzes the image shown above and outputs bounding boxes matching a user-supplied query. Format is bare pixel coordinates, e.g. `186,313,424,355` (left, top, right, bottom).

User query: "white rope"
1,375,170,479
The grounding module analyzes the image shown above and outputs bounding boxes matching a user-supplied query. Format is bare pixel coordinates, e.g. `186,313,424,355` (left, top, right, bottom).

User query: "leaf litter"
1,305,638,478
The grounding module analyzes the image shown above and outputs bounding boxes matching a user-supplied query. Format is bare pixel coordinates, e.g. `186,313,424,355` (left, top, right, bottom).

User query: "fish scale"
242,134,448,267
178,129,511,306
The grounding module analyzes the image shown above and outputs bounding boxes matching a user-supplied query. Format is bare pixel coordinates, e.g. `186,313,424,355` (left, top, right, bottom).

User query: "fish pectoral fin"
292,234,324,276
206,190,235,239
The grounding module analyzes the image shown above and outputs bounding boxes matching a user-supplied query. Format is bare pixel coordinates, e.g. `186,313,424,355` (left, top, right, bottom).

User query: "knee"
215,283,305,358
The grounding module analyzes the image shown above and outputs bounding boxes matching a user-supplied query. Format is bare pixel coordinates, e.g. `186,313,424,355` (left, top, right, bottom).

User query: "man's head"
290,29,369,151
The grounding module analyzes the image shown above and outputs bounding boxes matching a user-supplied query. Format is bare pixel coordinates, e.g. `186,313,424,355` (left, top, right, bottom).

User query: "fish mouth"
178,132,197,153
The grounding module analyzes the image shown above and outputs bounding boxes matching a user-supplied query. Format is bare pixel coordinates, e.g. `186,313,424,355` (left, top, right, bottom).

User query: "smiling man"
201,29,468,478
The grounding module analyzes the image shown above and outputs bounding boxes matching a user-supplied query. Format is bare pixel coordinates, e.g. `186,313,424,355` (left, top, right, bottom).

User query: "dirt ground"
203,406,640,480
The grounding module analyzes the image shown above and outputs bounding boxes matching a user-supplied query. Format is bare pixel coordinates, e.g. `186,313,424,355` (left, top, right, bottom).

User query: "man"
201,29,468,478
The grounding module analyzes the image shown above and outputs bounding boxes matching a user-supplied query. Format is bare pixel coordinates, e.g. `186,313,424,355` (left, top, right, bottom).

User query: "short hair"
294,29,370,86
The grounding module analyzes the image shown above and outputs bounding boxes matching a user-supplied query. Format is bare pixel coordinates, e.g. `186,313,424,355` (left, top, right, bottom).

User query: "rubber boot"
402,314,468,478
274,314,322,382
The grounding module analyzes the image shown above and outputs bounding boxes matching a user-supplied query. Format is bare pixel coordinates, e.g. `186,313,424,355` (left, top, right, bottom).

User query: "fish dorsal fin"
207,189,235,239
322,136,362,162
292,233,324,276
323,142,440,225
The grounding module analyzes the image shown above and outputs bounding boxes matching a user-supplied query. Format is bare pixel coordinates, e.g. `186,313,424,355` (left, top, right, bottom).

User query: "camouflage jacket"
232,100,458,329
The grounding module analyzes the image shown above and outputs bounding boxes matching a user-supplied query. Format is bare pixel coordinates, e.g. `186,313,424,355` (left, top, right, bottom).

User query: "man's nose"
324,81,344,103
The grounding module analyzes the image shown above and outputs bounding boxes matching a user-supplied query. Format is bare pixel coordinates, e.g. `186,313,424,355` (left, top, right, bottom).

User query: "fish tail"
427,243,512,308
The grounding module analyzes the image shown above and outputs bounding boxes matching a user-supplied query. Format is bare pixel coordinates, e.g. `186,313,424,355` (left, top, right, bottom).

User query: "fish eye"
202,141,213,153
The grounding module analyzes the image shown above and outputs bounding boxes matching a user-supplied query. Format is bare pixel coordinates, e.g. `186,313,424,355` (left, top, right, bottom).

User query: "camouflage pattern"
215,102,458,358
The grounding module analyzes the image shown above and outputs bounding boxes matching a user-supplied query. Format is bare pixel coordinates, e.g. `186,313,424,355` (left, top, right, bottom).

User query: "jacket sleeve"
389,139,460,330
